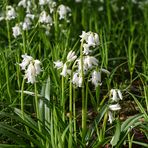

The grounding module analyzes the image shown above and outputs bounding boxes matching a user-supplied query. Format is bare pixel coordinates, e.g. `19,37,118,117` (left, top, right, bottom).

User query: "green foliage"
0,0,148,147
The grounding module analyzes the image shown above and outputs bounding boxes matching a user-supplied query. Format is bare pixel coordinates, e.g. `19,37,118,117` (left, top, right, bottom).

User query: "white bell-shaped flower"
34,60,42,75
83,44,92,55
19,54,33,70
6,6,16,20
72,72,82,87
91,70,101,87
25,62,36,84
83,56,98,70
87,33,96,47
18,0,27,8
57,4,71,20
67,50,77,62
39,11,52,25
110,89,123,102
12,24,21,38
108,111,114,124
60,63,67,77
109,104,121,111
20,54,42,84
54,60,63,69
80,31,89,42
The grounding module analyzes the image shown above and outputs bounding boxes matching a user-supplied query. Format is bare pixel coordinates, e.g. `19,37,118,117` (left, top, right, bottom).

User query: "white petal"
101,68,110,75
108,111,114,124
67,50,77,62
34,60,42,75
60,63,67,77
109,104,121,111
117,89,123,100
54,60,63,69
25,62,36,83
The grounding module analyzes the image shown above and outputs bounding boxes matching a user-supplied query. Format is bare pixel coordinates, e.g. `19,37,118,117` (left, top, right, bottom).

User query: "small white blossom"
19,54,33,70
26,1,32,13
108,111,114,124
83,44,92,55
78,75,82,87
6,6,16,20
117,89,123,100
26,14,35,20
72,72,82,87
21,17,31,30
18,0,27,8
110,89,117,102
72,72,79,85
75,0,82,2
39,0,48,5
25,62,36,84
87,33,96,47
83,56,98,70
87,32,99,47
101,68,110,75
67,50,77,62
12,24,21,38
39,11,52,25
34,60,42,75
109,104,121,111
57,4,71,20
48,2,57,13
20,54,42,84
91,70,101,87
54,60,63,69
60,63,67,77
80,31,89,42
110,89,123,102
80,31,99,47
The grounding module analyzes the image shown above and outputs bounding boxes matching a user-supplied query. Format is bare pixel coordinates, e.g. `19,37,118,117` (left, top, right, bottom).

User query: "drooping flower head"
110,89,123,102
57,4,71,20
80,31,99,47
6,5,16,20
12,24,22,38
67,50,77,62
19,54,42,84
91,70,101,87
53,60,63,69
39,11,53,25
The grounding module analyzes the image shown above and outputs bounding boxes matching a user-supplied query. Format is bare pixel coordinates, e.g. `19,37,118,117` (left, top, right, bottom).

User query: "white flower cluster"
53,31,110,88
6,6,16,20
79,31,110,88
80,31,99,55
108,89,123,124
57,4,71,20
19,54,42,84
54,50,77,77
0,1,71,38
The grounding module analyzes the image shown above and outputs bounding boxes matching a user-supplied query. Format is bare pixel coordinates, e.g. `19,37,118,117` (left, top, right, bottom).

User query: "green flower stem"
80,41,86,142
22,31,26,53
99,113,107,142
5,57,12,102
21,78,25,117
68,80,73,147
102,112,108,139
96,85,100,106
73,87,77,143
34,83,44,145
6,20,11,51
21,78,34,147
61,76,65,122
